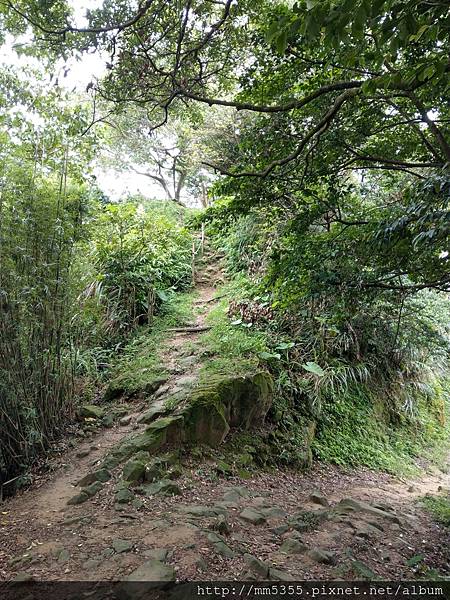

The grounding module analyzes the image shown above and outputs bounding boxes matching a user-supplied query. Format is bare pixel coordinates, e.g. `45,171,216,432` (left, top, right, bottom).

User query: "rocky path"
1,453,449,583
0,251,449,585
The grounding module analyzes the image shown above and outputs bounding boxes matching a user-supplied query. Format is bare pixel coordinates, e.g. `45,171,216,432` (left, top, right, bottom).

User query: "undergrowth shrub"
421,494,450,526
73,200,193,343
312,382,450,475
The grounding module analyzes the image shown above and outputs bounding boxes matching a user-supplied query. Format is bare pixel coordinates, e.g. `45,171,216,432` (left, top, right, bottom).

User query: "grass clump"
421,494,450,526
197,297,270,381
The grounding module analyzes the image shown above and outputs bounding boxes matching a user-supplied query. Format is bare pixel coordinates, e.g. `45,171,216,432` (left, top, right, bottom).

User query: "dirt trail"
0,252,449,583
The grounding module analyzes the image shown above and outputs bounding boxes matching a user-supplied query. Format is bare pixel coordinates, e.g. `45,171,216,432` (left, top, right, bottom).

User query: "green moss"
184,404,230,446
312,382,450,476
420,494,450,526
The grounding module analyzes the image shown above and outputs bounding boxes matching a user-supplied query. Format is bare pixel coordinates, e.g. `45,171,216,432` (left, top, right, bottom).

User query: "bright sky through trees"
0,0,164,201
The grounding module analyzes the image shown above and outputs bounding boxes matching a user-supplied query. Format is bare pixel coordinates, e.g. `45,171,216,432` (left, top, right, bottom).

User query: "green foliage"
421,494,450,527
77,200,193,338
0,72,98,486
313,382,450,475
202,195,450,473
1,0,449,488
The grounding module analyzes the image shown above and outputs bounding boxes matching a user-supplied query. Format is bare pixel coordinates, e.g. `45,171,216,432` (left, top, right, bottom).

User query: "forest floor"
0,249,449,586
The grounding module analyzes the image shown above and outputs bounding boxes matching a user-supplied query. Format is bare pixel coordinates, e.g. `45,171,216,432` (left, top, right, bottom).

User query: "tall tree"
101,104,229,205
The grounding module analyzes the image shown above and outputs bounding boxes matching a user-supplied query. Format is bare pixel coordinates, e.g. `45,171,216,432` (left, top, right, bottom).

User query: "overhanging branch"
203,88,359,178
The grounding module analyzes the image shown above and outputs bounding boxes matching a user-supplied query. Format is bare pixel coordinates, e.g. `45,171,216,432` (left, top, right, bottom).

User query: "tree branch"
180,81,363,113
4,0,155,36
203,89,359,178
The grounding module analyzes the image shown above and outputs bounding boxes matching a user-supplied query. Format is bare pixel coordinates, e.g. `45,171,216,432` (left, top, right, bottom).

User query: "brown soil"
1,458,449,582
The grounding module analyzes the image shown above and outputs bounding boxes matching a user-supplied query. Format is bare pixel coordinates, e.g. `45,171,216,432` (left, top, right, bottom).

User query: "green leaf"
409,24,428,42
418,64,436,82
275,30,288,54
276,342,296,350
302,361,326,376
259,351,282,360
155,289,169,301
361,79,377,95
305,14,320,40
265,21,280,44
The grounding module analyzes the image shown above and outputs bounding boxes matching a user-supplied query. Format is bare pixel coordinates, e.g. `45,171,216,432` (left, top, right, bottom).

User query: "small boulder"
280,538,307,555
75,449,90,459
207,533,235,558
178,505,225,518
244,554,269,578
122,459,147,483
118,560,175,599
213,514,231,535
336,498,401,524
83,480,103,498
67,491,89,505
142,548,168,561
139,479,181,496
113,539,133,554
271,524,289,536
78,404,104,419
309,491,329,507
239,508,266,525
76,468,111,487
115,488,134,504
145,377,169,394
119,415,132,426
354,523,383,539
137,406,166,425
307,548,336,564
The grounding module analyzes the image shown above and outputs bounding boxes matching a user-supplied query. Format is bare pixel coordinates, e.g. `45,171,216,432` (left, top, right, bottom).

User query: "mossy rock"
101,418,184,470
100,429,167,470
138,479,182,497
99,372,274,466
146,416,184,443
192,371,273,428
181,401,229,446
102,413,115,428
122,458,147,483
145,377,169,394
137,406,167,425
179,371,274,447
103,383,125,403
104,375,168,403
78,404,104,419
76,468,111,487
115,488,134,504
